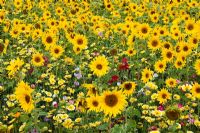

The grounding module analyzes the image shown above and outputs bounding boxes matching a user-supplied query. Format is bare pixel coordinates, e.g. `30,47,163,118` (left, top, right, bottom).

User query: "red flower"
108,75,119,84
118,58,129,70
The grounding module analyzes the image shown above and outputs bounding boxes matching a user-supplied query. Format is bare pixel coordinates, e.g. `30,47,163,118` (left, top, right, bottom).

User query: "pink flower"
157,105,164,111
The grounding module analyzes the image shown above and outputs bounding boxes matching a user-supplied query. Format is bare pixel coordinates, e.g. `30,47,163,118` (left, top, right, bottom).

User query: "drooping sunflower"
194,59,200,75
89,55,109,77
6,58,24,77
100,90,127,117
154,60,166,73
31,53,44,67
191,82,200,99
141,68,153,83
82,83,98,96
165,105,180,121
165,78,177,88
157,89,171,104
50,45,64,58
121,81,137,96
72,34,88,49
15,81,34,113
86,96,101,112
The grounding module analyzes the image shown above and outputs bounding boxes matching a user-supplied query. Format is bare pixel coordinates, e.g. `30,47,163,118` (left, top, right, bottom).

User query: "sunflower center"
170,81,174,85
193,38,197,44
183,46,188,51
125,83,132,90
77,39,83,45
129,50,133,54
35,56,41,63
162,94,167,99
105,94,118,107
92,101,99,107
166,52,172,58
54,48,60,54
25,94,30,103
160,30,164,34
187,24,194,30
0,43,4,53
159,64,163,68
46,36,53,43
166,110,180,120
164,43,170,49
196,87,200,93
141,27,148,34
177,61,182,66
96,64,103,70
152,40,158,47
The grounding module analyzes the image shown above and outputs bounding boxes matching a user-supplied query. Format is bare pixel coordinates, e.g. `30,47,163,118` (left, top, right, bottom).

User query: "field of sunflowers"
0,0,200,132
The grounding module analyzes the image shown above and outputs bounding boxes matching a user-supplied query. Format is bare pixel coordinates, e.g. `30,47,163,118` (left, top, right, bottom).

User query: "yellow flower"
121,81,137,96
191,82,200,99
89,55,109,77
100,90,127,117
6,58,24,77
157,89,171,104
31,52,44,67
141,68,153,83
86,96,101,112
50,45,64,58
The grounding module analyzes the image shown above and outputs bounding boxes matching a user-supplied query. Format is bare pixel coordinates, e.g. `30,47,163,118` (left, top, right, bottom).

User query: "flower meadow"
0,0,200,132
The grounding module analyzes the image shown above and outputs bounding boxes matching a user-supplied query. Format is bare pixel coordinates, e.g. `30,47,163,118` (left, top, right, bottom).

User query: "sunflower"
194,59,200,75
174,59,186,69
188,35,199,49
154,60,166,73
73,45,83,55
138,23,151,39
125,47,136,56
89,55,109,77
162,49,174,62
100,90,127,117
157,89,171,104
148,37,161,51
15,81,34,113
141,68,153,83
42,33,57,50
50,45,64,58
31,53,44,67
6,58,24,77
185,19,198,34
162,42,173,50
165,105,180,120
165,78,177,88
82,84,98,96
86,96,101,112
191,83,200,99
121,81,137,96
72,34,88,49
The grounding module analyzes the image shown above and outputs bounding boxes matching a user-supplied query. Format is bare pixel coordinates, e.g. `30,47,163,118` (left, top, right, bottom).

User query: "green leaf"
126,119,136,131
20,114,29,122
12,107,21,113
126,107,141,118
97,123,108,130
111,124,124,133
38,111,47,116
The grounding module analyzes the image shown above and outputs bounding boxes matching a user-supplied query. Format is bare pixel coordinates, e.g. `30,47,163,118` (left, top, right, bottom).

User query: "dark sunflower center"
110,49,117,56
166,52,172,58
177,61,182,66
96,64,103,70
196,87,200,93
14,30,18,34
76,47,80,51
166,110,180,120
187,24,194,30
54,48,60,54
35,57,41,63
125,83,132,90
141,27,148,34
170,81,174,85
105,94,118,107
193,38,197,44
152,40,158,47
183,46,188,51
0,44,4,53
159,64,163,68
164,43,170,49
176,46,181,52
77,39,83,45
160,30,164,34
25,94,30,103
129,50,133,54
145,73,149,78
162,94,167,99
92,101,99,107
46,36,53,43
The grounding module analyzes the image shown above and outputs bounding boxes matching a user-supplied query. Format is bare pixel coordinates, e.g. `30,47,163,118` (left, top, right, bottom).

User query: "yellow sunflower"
6,58,24,77
141,68,153,83
100,90,127,117
147,37,161,51
191,83,200,99
15,81,34,113
157,89,171,104
137,23,151,39
165,78,177,88
154,60,166,73
194,59,200,75
86,96,101,112
121,81,137,96
31,53,44,67
89,55,109,77
72,34,88,49
125,47,136,56
42,33,57,50
50,45,64,58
